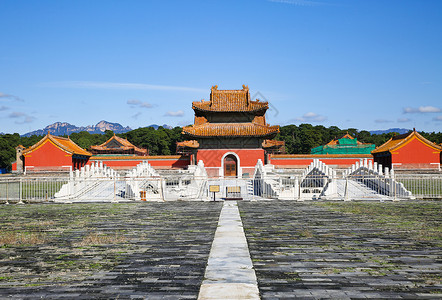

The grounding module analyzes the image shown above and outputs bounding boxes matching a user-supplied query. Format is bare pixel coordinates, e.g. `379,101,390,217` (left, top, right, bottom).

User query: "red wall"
148,157,190,168
392,137,441,169
89,156,190,170
270,155,373,168
88,159,142,170
24,140,72,170
197,149,265,168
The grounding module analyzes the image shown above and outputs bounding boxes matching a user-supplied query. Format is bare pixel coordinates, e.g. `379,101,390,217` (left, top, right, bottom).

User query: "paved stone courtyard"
0,202,222,299
0,201,441,299
239,201,442,299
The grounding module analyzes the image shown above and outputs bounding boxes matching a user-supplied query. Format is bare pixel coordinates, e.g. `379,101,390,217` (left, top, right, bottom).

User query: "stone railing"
345,159,413,198
54,161,120,201
299,159,337,199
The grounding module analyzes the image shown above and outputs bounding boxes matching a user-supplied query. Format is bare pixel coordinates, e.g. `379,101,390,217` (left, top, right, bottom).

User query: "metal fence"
0,177,69,203
395,174,442,199
0,173,440,203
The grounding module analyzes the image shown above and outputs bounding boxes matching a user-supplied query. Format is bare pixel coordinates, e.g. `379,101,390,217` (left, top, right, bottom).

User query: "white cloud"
21,116,35,124
403,106,441,113
292,112,327,123
127,99,153,109
8,111,35,124
42,81,206,92
140,102,153,108
0,92,24,102
9,112,26,118
375,119,393,123
433,115,442,121
165,110,184,117
397,118,411,123
127,99,141,105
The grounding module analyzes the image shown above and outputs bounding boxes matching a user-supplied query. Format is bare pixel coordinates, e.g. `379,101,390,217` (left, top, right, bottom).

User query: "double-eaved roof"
183,85,279,139
372,129,442,154
23,133,92,157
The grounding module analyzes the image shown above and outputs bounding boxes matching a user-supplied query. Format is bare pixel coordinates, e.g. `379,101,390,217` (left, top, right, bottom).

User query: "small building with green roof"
311,133,375,155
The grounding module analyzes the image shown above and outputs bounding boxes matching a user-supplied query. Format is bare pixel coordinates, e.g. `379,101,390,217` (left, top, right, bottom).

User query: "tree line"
276,124,442,154
1,125,441,171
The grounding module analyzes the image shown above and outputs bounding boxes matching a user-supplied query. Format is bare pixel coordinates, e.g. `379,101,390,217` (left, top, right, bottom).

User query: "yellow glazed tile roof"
182,122,279,138
192,85,268,113
176,140,200,148
24,133,92,156
326,133,364,145
262,139,285,148
90,135,148,155
371,129,442,154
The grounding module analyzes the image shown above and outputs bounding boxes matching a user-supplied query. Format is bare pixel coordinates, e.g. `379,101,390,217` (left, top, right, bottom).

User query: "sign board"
227,186,241,193
209,185,220,193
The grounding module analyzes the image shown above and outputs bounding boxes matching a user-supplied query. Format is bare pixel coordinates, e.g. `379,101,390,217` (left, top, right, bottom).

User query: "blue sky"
1,0,441,135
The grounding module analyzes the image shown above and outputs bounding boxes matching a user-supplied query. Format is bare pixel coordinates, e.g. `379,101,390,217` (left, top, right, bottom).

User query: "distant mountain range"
368,128,410,135
13,123,410,137
22,121,172,137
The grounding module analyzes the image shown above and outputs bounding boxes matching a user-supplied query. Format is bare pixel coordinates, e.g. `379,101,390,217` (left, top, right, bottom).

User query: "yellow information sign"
209,185,220,193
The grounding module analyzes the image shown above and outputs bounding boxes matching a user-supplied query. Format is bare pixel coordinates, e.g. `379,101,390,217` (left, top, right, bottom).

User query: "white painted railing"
345,159,414,199
1,160,440,202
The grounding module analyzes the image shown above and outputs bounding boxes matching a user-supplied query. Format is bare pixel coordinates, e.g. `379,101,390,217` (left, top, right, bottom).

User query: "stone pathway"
198,201,259,299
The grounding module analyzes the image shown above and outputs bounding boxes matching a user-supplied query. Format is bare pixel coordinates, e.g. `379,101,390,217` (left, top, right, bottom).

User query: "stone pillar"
15,145,25,174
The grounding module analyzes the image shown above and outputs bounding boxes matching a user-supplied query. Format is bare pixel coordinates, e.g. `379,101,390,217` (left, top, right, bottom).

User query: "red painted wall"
24,140,72,170
89,156,190,170
148,157,190,168
88,159,142,169
391,137,440,169
197,149,265,168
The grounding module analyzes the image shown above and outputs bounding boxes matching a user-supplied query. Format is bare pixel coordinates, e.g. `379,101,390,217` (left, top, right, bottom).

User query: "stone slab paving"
198,201,260,299
0,202,222,299
238,201,442,299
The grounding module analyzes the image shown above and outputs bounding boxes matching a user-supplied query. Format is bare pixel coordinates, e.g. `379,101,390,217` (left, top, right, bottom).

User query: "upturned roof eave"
23,133,92,157
371,130,442,154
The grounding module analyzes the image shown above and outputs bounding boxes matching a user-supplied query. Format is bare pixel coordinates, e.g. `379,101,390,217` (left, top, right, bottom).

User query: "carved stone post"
15,145,25,174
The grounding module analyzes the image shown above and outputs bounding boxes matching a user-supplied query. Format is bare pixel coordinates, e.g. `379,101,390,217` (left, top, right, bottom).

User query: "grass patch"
0,276,13,281
74,232,127,247
299,229,313,238
0,231,47,246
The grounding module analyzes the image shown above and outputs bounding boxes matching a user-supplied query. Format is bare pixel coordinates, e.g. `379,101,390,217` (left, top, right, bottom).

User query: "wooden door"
224,155,237,177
